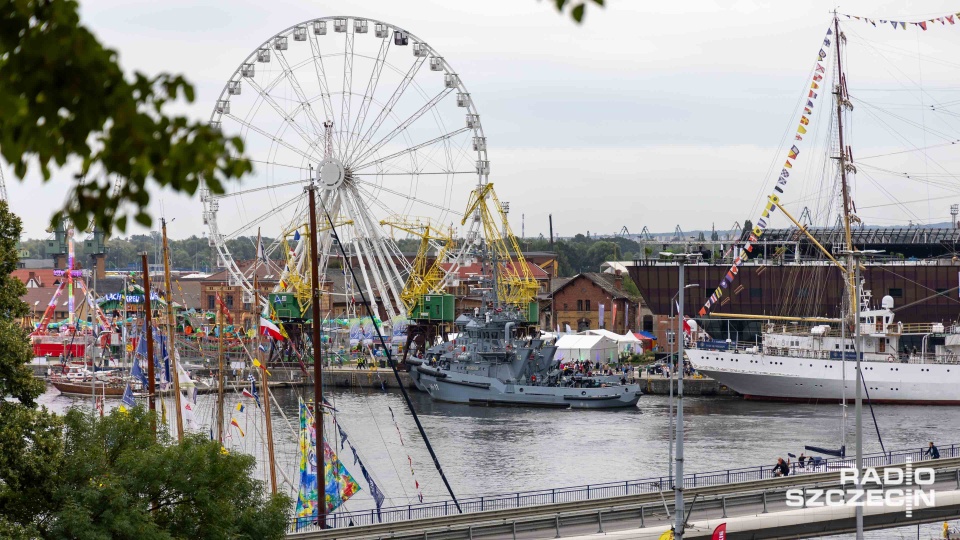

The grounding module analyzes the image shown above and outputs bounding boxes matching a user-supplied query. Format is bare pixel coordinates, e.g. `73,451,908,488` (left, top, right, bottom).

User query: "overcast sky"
7,0,960,240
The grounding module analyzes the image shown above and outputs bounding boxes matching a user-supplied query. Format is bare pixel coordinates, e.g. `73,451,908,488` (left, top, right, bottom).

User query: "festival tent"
584,328,643,353
554,334,619,363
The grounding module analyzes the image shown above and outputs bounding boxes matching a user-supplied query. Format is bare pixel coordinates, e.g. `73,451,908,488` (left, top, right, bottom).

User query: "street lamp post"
839,249,881,540
663,252,701,540
666,283,699,486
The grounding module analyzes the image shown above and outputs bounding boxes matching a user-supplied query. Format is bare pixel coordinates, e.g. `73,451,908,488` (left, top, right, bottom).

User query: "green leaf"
572,4,585,22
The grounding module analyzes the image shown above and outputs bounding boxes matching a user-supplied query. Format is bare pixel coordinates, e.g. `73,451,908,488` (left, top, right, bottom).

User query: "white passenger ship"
690,288,960,405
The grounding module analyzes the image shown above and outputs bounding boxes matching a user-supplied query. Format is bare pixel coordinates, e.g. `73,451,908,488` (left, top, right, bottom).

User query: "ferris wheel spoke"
352,171,475,176
275,49,328,141
308,33,337,123
245,78,322,157
352,127,471,171
344,33,392,163
338,196,389,320
338,26,355,161
344,56,427,165
350,88,453,166
352,178,456,214
345,186,406,316
223,193,304,240
225,113,317,164
212,178,309,200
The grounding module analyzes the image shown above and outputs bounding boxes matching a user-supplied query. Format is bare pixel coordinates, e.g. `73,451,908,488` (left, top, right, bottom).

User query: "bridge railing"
291,441,958,531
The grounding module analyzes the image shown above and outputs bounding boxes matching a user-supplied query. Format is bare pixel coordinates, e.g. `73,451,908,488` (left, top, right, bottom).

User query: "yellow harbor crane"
462,183,539,308
380,216,455,314
278,217,353,314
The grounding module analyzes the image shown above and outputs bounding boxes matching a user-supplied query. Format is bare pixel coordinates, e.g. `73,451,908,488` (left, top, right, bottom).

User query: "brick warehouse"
551,271,642,334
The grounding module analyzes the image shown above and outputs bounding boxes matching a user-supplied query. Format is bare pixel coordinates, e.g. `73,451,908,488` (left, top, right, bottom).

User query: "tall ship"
689,287,960,404
684,14,960,404
409,250,643,409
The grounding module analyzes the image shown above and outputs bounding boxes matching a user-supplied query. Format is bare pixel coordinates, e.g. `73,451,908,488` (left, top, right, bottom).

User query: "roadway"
287,457,960,539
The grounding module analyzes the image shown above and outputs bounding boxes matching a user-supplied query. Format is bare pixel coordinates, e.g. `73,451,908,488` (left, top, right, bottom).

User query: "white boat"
690,288,960,404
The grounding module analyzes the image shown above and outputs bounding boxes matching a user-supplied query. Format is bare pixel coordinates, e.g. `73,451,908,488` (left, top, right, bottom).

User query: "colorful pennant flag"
230,418,245,437
699,25,833,317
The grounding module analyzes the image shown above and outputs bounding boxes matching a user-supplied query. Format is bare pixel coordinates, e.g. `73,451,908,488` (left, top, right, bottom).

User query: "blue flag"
131,358,148,388
121,383,136,409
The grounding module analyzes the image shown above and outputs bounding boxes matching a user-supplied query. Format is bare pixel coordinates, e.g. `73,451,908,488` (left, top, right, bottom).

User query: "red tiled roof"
11,269,65,289
439,260,549,280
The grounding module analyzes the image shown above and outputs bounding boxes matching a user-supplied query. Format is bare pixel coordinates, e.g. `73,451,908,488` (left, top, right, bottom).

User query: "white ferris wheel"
201,16,489,322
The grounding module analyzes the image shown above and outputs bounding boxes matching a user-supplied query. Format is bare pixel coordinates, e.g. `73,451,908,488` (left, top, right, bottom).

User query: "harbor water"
41,383,959,538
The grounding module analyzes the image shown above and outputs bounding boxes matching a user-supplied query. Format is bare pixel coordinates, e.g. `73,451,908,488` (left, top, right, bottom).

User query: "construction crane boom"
461,183,538,307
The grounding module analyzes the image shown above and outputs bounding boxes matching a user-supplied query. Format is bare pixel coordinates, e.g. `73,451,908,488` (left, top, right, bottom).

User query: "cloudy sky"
7,0,960,240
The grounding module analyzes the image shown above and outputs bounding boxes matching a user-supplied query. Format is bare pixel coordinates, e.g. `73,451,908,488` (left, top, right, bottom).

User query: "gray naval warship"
406,263,642,409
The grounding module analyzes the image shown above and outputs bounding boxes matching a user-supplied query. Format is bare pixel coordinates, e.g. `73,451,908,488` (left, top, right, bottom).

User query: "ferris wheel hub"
318,158,346,191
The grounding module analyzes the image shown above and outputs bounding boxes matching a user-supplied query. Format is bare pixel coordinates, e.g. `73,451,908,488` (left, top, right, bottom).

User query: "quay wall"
35,362,739,397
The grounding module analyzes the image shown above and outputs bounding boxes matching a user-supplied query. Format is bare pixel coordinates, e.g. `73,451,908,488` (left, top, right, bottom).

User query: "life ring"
887,355,896,363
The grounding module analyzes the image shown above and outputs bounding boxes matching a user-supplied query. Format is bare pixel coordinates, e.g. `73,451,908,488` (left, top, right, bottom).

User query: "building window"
797,288,809,298
889,288,903,298
643,315,653,332
749,287,762,298
577,300,583,311
207,295,215,310
226,295,234,307
563,303,568,311
585,299,591,311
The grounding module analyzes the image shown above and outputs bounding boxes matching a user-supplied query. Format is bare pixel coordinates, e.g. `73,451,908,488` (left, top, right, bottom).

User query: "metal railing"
291,441,959,531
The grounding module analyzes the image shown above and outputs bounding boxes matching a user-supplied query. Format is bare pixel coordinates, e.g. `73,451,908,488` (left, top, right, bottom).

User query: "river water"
40,383,959,539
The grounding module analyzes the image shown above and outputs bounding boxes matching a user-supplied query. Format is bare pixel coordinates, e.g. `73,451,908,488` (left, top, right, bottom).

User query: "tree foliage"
45,408,291,540
0,0,251,235
1,204,290,538
546,0,605,23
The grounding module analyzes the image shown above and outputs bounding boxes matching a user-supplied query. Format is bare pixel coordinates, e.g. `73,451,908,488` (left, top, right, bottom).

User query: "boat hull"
51,381,126,398
417,368,642,409
689,349,960,405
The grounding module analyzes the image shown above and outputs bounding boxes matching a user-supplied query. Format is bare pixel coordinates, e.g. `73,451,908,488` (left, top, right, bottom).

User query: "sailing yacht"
689,15,960,404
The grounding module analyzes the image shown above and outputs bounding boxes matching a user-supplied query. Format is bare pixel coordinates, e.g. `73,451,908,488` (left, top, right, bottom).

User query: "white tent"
554,334,619,363
584,329,643,353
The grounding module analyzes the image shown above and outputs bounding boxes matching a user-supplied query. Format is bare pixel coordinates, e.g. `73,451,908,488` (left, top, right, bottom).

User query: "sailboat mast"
141,252,157,430
307,181,326,528
255,229,278,494
833,15,857,320
161,219,185,441
217,296,226,443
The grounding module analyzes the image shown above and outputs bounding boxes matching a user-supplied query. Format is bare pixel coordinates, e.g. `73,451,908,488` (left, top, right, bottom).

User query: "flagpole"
141,252,157,434
255,228,278,494
161,218,185,441
216,294,226,444
307,179,326,528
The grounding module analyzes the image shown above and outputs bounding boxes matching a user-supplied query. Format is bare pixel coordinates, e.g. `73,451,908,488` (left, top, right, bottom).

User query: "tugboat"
414,255,642,409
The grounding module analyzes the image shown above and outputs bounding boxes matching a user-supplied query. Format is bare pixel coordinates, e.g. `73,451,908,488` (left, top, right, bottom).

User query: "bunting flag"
388,407,424,503
230,417,245,437
699,25,834,317
215,293,234,324
842,11,960,30
235,402,245,413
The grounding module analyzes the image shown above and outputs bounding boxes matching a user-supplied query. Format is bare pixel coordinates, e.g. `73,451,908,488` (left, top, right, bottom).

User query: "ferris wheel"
201,16,489,322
